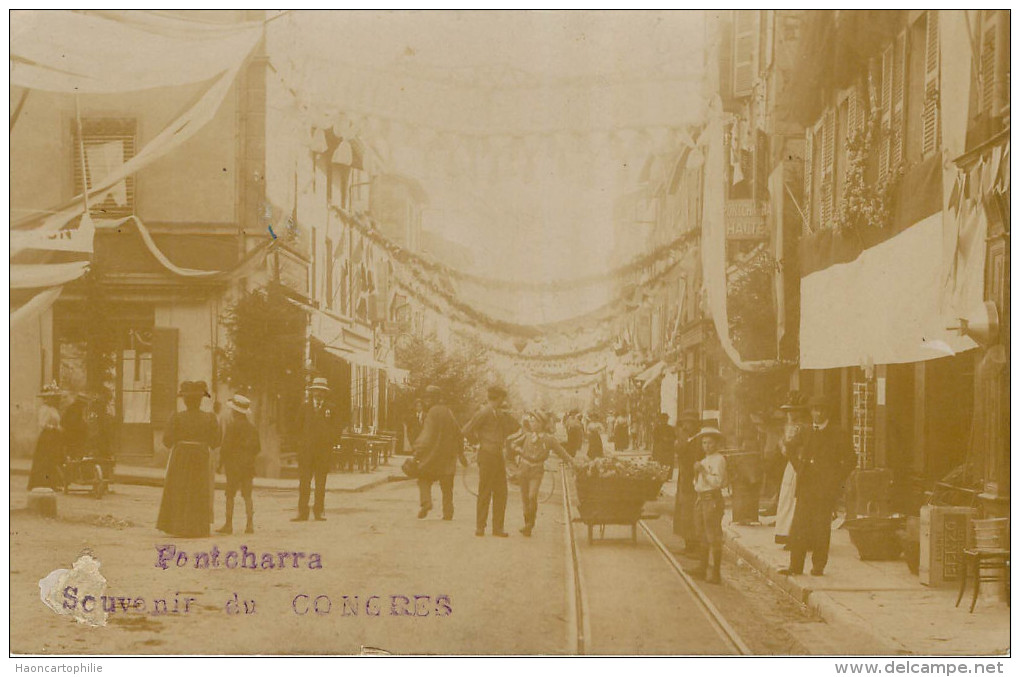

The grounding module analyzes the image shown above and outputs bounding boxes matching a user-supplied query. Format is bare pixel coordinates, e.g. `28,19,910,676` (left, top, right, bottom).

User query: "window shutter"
324,238,334,310
150,328,178,426
732,10,760,97
890,31,907,169
719,18,734,99
922,11,940,157
803,127,813,230
979,11,1007,117
881,45,893,129
72,118,136,219
821,109,835,228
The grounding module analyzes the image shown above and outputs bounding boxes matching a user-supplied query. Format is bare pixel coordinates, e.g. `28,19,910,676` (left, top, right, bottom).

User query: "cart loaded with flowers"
574,457,671,544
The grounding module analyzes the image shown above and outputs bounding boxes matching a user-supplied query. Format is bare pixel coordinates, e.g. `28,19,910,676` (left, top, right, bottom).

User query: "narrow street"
10,465,878,656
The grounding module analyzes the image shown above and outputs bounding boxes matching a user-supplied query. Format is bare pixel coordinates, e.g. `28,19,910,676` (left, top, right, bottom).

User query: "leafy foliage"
217,285,307,400
72,267,119,403
393,333,491,422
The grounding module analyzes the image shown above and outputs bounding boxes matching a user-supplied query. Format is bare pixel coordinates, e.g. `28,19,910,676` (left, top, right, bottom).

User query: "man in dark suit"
651,412,677,478
780,394,856,576
463,385,520,537
293,377,336,522
413,385,465,520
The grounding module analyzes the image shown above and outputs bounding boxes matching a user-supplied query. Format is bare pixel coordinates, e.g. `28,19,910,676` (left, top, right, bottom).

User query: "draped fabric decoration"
10,10,263,327
10,10,262,93
334,205,693,343
700,105,787,372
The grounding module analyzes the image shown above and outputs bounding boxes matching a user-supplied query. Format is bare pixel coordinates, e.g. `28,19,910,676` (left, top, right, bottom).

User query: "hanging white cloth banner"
800,214,976,369
10,287,64,331
13,64,247,240
699,106,783,372
10,10,261,93
11,213,95,255
660,370,679,426
11,261,91,289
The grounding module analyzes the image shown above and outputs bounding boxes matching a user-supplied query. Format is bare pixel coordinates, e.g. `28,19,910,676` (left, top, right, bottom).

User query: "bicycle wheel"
537,460,560,503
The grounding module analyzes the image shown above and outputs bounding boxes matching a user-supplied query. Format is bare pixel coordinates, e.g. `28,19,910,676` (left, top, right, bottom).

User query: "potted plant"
574,457,670,524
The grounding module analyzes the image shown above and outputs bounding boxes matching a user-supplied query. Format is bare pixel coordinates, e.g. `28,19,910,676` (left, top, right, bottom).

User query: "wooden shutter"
324,238,334,310
732,10,760,97
150,328,178,426
803,127,813,230
979,11,1007,117
890,31,907,169
881,45,893,129
719,17,734,99
821,109,835,228
922,11,940,157
72,118,136,219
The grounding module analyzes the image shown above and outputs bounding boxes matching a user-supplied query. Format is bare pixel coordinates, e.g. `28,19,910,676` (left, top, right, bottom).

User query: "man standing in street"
216,394,260,535
651,412,677,478
463,385,520,537
672,409,702,554
780,394,855,577
413,385,464,520
294,377,335,522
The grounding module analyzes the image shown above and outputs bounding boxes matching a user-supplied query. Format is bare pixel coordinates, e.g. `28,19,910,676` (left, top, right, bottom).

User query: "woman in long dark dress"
157,381,221,538
28,382,65,491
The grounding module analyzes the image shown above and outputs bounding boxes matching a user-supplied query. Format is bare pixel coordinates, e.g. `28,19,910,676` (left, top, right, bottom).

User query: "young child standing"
690,426,729,583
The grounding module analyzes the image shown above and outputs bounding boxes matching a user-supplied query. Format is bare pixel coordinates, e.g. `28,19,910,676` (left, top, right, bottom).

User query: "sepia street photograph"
8,9,1011,660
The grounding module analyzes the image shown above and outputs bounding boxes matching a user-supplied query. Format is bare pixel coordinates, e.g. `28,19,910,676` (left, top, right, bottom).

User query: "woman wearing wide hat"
157,381,221,538
775,391,810,546
27,382,66,491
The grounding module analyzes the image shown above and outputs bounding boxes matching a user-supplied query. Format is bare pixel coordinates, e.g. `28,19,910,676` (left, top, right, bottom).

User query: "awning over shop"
799,213,977,369
324,346,388,371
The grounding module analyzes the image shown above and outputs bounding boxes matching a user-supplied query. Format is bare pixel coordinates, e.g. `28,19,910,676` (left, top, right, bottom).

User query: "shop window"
120,329,152,424
72,117,136,219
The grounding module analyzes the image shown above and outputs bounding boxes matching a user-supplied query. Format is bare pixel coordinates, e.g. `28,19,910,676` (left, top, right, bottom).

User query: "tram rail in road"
560,463,751,655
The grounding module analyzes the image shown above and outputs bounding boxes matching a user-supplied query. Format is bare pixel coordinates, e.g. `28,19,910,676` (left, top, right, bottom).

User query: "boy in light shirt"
690,426,729,583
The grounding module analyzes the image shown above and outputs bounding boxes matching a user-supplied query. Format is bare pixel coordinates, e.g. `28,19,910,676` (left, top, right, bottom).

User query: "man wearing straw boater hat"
294,377,336,522
216,394,260,535
779,394,855,577
689,424,729,583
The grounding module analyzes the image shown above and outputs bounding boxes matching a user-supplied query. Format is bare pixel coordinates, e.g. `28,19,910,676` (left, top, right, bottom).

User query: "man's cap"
487,385,508,400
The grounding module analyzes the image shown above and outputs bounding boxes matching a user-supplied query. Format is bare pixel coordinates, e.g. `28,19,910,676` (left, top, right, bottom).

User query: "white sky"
272,10,707,322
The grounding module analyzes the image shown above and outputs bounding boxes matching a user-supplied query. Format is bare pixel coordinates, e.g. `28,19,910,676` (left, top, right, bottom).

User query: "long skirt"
27,428,64,491
157,442,212,537
775,462,797,540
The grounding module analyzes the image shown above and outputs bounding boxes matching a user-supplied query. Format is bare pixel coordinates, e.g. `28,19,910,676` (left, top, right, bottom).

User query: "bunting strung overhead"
336,206,691,340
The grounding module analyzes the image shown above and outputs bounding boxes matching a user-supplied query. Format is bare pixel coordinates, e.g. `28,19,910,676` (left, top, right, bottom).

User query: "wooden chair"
956,518,1010,613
